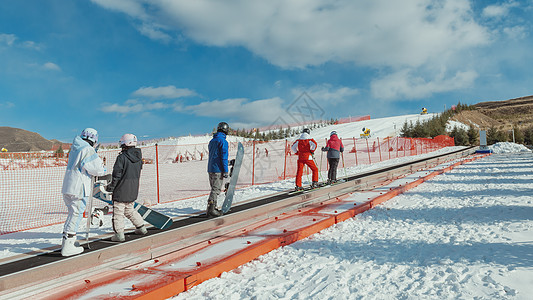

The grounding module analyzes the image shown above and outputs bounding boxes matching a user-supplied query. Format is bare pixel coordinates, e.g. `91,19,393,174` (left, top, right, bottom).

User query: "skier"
206,122,230,217
291,128,319,190
322,131,344,184
105,134,147,242
60,128,106,256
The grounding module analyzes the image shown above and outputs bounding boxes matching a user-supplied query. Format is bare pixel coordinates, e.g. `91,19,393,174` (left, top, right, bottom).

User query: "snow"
2,111,533,298
171,152,533,299
490,142,531,154
446,120,470,132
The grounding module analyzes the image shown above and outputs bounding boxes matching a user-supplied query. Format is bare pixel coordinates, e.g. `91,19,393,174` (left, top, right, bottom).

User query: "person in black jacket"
106,133,147,242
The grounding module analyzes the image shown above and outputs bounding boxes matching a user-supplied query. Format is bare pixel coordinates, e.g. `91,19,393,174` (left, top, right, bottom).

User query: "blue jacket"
208,132,229,173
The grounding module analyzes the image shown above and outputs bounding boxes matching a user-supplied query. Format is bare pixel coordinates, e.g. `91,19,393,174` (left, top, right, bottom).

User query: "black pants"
328,158,339,181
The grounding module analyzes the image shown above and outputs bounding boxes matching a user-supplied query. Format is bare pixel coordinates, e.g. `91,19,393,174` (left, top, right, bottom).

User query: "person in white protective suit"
60,128,106,256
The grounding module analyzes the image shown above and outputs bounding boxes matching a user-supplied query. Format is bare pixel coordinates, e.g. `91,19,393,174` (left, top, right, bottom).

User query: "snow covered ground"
2,108,533,298
169,145,533,299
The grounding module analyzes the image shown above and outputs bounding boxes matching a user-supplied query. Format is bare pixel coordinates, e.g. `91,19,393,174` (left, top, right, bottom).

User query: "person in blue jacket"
207,122,230,217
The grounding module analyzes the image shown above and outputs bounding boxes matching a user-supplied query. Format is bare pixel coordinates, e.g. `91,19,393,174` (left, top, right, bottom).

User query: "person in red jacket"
322,131,344,184
291,128,319,190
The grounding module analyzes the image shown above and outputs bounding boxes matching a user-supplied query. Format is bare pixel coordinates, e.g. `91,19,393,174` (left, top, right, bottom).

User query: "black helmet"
302,128,310,134
217,122,229,134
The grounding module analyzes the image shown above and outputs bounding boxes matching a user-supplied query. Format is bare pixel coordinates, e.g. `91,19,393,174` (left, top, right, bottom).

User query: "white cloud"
371,69,478,100
0,33,17,46
43,62,61,71
136,23,172,43
132,85,196,99
292,84,359,105
482,2,518,18
180,97,287,127
503,26,528,40
92,0,490,70
101,99,171,114
0,101,15,109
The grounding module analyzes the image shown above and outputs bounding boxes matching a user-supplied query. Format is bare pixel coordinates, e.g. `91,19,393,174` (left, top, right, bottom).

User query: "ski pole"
312,154,325,182
341,152,347,178
86,176,95,249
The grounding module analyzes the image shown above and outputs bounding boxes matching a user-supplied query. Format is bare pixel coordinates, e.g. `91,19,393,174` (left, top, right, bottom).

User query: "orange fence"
0,135,454,235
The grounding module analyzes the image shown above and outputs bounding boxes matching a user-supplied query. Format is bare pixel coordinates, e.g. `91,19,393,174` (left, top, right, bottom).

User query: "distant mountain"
0,127,62,152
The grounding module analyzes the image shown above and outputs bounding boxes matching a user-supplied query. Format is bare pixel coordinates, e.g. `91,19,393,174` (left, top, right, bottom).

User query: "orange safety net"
0,135,454,235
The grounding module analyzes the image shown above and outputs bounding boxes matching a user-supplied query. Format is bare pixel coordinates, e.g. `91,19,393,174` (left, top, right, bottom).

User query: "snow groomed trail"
0,148,495,299
174,152,533,300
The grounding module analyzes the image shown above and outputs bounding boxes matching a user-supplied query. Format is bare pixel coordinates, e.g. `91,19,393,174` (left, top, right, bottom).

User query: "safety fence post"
353,137,358,166
155,144,160,204
283,139,288,180
396,137,399,158
403,138,406,157
377,137,382,162
366,138,371,164
252,140,256,186
388,137,391,160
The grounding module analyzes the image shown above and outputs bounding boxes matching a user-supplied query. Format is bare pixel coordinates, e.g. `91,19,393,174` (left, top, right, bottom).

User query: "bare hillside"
452,95,533,131
0,127,59,152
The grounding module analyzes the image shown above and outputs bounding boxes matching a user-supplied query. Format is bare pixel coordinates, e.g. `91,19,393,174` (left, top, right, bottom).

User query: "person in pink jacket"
322,131,344,184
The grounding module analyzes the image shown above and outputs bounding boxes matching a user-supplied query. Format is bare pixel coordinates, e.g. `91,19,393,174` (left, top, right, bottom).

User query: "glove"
321,147,326,151
105,184,114,192
222,173,229,179
229,159,236,166
98,174,112,182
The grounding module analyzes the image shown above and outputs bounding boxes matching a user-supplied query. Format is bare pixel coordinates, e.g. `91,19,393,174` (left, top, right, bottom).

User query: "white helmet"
119,133,137,147
81,128,98,145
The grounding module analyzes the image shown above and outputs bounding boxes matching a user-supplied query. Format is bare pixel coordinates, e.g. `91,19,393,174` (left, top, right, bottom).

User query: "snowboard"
221,142,244,214
92,181,173,230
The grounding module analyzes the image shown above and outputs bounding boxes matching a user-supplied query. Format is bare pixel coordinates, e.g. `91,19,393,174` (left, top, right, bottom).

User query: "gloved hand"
98,174,112,182
229,159,236,166
105,185,114,193
222,173,229,179
321,147,327,151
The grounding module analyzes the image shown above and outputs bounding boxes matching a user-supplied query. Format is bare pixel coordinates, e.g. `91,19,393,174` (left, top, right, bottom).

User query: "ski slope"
148,113,438,146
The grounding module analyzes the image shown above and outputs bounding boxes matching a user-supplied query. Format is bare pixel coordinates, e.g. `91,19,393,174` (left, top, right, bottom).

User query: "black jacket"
106,147,142,203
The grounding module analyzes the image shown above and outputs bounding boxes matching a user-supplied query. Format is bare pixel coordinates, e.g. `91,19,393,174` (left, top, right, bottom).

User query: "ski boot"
135,225,147,235
295,186,304,191
207,203,222,217
311,181,320,189
61,234,84,257
111,232,125,242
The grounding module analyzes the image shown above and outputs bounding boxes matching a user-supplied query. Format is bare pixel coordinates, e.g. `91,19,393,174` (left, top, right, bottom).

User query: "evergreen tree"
400,121,411,137
467,126,478,145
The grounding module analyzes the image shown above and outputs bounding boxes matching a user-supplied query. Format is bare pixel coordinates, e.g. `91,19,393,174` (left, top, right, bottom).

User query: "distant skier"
291,128,319,190
322,131,344,184
206,122,230,217
105,134,147,242
61,128,106,256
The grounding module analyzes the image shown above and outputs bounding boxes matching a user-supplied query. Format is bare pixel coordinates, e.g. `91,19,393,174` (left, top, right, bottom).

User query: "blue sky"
1,0,532,143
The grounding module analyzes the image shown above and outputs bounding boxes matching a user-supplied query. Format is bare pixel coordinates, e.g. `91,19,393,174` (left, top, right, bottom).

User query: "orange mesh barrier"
0,135,454,234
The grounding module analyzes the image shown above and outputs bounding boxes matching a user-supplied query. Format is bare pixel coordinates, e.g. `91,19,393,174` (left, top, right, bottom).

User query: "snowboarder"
105,134,147,242
291,128,319,190
322,131,344,184
206,122,230,217
60,128,106,256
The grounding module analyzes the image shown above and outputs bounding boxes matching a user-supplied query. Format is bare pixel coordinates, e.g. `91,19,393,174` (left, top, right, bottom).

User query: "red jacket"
323,134,344,158
291,133,317,161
